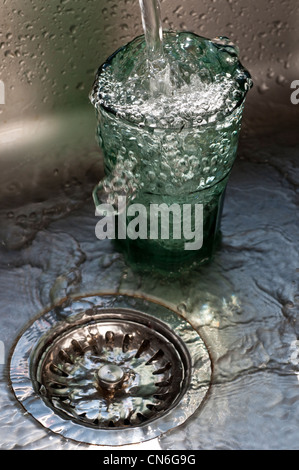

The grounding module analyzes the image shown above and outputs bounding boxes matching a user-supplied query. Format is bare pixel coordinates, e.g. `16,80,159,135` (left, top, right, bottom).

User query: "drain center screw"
97,364,125,391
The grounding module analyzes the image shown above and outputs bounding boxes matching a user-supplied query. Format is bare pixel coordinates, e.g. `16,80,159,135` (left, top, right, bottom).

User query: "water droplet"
4,50,15,58
258,83,269,94
276,75,286,86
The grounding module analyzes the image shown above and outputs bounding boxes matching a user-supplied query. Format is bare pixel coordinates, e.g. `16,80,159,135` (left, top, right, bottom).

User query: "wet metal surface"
1,123,298,449
0,0,299,451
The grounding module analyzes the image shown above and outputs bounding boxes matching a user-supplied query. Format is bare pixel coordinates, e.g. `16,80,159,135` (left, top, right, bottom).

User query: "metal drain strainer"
10,295,211,446
36,314,188,428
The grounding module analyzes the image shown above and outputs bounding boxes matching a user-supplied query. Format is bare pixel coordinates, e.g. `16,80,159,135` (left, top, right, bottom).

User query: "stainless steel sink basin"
0,0,298,450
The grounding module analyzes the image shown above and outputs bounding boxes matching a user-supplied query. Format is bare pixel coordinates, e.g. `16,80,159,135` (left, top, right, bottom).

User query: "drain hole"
122,333,134,353
87,334,101,355
153,362,172,375
58,349,74,364
153,393,171,401
105,331,115,348
146,348,164,365
135,339,150,358
49,382,66,390
49,363,68,378
155,376,173,388
146,404,157,411
71,339,84,354
137,413,147,423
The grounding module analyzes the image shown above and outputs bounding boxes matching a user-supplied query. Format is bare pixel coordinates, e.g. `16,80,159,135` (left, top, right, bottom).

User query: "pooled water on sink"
1,129,299,449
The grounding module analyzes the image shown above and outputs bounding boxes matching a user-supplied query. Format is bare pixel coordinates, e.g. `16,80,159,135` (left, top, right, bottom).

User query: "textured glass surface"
90,32,251,272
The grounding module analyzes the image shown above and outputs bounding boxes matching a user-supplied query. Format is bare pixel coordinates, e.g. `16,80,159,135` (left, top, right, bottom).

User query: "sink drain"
10,295,211,446
35,312,189,428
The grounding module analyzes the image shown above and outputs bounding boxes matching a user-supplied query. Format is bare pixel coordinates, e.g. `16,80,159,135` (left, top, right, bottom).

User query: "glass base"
114,229,222,276
111,176,227,275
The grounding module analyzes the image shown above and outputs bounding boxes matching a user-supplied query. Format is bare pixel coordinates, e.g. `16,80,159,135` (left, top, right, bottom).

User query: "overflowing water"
93,0,252,126
92,32,251,128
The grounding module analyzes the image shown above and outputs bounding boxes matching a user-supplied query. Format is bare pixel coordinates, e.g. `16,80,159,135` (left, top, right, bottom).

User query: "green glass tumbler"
90,32,252,274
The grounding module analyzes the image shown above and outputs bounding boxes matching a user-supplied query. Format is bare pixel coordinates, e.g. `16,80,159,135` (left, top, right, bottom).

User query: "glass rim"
90,32,252,131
